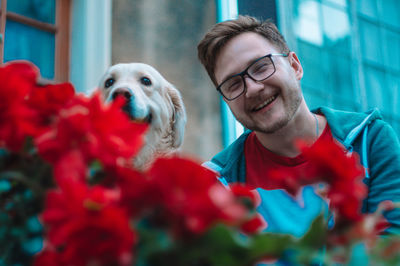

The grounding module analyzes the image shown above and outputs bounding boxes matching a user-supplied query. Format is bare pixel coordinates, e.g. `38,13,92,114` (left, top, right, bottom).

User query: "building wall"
112,0,222,162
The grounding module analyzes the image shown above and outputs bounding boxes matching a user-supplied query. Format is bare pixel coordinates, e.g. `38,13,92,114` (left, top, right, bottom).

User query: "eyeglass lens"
220,56,275,100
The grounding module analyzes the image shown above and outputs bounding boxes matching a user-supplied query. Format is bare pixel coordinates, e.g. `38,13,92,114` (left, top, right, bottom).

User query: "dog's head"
98,63,186,151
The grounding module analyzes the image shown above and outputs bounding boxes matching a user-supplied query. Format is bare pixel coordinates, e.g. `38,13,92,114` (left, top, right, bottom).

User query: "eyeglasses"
216,53,289,101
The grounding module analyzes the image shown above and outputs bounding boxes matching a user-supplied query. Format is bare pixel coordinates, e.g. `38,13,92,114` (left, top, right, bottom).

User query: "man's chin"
246,117,290,134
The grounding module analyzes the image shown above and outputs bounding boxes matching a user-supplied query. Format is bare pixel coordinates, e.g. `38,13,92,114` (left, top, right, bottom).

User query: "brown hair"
197,15,290,86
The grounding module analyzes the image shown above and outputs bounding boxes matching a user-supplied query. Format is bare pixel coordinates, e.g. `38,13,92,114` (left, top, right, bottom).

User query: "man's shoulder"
211,130,251,167
203,130,251,183
314,106,383,142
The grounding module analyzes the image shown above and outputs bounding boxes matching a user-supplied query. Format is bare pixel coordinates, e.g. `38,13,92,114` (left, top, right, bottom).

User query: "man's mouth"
252,94,277,112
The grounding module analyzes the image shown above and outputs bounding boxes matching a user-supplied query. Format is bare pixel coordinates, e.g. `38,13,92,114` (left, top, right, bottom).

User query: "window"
283,0,400,135
0,0,71,81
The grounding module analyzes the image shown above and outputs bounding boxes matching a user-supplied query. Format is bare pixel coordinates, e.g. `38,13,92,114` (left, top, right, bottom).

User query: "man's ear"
289,52,303,80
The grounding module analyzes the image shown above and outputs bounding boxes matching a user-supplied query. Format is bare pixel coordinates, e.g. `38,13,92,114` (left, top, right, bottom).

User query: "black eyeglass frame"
216,53,289,101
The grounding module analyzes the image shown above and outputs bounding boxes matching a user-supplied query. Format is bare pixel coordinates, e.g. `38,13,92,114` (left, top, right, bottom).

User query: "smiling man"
197,15,400,236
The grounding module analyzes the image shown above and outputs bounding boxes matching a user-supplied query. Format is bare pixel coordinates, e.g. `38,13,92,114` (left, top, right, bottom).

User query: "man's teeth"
254,95,276,111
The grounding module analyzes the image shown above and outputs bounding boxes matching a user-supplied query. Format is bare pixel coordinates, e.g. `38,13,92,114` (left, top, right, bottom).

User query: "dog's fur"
98,63,186,170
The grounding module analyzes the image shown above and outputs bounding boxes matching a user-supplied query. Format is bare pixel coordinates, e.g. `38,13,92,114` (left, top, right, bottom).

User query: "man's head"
197,15,290,86
197,16,305,134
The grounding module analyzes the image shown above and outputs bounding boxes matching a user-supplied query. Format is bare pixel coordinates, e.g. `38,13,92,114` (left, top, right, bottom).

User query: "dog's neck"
133,129,179,171
133,146,178,171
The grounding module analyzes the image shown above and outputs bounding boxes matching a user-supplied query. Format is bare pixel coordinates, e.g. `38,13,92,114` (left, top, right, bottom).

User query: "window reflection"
359,19,382,65
295,0,323,46
4,21,55,79
322,4,350,52
383,29,400,72
357,0,377,19
324,0,347,7
379,0,400,27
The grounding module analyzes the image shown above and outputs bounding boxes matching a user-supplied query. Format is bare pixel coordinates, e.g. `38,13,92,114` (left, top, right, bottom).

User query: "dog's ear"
166,83,186,148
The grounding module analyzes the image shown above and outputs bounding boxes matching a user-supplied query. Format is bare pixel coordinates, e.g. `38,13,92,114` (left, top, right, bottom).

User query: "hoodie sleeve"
365,120,400,234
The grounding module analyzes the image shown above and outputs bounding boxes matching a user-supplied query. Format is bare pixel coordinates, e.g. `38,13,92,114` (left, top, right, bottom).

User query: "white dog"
98,63,186,170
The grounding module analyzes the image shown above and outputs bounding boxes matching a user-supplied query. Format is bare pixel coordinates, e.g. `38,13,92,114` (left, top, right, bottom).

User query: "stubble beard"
239,88,303,134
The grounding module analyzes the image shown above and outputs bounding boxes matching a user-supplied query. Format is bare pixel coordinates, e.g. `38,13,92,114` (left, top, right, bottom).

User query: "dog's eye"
140,77,152,86
104,78,115,88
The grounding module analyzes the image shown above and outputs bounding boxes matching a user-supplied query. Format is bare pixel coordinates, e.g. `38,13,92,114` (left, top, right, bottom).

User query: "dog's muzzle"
112,88,132,101
110,88,152,124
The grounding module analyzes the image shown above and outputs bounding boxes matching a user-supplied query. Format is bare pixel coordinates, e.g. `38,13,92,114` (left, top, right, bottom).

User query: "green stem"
0,171,45,198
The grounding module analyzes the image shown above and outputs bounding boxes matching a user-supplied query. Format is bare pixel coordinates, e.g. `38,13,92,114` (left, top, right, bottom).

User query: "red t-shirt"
245,124,333,189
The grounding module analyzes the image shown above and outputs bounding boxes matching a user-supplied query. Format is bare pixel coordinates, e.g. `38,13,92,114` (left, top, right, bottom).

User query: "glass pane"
359,19,382,65
322,4,351,53
357,0,377,19
385,73,400,116
379,0,400,27
383,73,400,136
7,0,56,24
363,65,385,110
324,0,347,8
294,0,323,46
4,20,55,79
329,54,354,99
383,29,400,72
297,40,326,90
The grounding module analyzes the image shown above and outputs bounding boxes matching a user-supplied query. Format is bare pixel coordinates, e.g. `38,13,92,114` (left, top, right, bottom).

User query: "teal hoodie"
204,107,400,236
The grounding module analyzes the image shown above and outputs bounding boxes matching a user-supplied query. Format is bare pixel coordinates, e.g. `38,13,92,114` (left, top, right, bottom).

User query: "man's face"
214,32,304,134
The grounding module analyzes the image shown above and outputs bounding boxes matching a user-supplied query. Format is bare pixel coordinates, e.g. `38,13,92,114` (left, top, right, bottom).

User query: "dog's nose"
112,88,132,101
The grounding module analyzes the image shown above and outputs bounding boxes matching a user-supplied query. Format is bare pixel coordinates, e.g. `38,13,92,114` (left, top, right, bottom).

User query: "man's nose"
244,76,264,97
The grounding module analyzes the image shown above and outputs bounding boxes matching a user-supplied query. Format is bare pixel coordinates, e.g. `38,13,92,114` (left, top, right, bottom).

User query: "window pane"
297,40,325,90
4,20,55,79
322,4,351,53
294,0,323,46
329,54,354,99
363,65,385,110
7,0,56,24
359,19,382,65
379,0,400,28
357,0,377,19
383,29,400,72
385,74,400,136
324,0,347,8
385,73,400,116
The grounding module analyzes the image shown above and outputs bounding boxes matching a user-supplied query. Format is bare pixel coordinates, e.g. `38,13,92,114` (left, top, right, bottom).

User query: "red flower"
328,201,394,249
299,139,366,223
35,93,148,182
39,180,134,266
239,213,267,234
52,149,88,183
229,184,267,233
264,138,366,224
27,82,75,132
34,249,61,266
0,61,39,151
115,165,155,216
145,157,249,236
266,167,313,196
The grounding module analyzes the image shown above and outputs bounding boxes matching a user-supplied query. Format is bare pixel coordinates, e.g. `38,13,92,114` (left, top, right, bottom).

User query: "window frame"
0,0,71,82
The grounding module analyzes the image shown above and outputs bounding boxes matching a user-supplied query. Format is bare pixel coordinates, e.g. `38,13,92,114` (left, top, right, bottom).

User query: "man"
197,15,400,236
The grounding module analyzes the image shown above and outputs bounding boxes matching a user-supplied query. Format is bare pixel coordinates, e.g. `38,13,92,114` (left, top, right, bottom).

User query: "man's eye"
225,79,242,92
252,63,269,74
104,78,115,88
229,81,241,90
140,77,152,86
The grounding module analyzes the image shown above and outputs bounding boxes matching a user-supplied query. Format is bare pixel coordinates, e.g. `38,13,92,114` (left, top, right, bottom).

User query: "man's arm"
366,120,400,234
